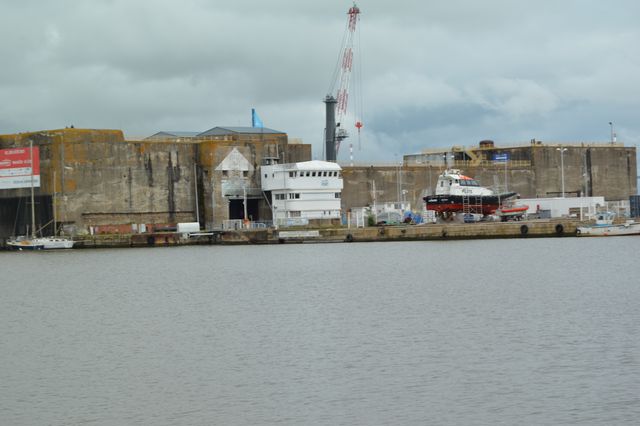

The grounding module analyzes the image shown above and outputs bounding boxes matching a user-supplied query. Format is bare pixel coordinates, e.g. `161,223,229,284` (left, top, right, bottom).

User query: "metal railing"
221,220,272,230
451,160,532,168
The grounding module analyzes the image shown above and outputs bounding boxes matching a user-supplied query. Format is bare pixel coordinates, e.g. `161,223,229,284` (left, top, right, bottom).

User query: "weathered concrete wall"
0,129,191,236
1,128,634,237
342,144,636,214
340,165,443,209
585,147,636,199
0,129,313,236
530,145,636,199
341,164,537,213
71,141,198,231
199,133,290,228
286,144,312,163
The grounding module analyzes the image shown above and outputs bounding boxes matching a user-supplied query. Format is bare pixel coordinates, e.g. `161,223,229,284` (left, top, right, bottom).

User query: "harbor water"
2,238,639,425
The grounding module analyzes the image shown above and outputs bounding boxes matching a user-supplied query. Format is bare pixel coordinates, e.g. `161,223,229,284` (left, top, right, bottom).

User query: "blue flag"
252,108,264,128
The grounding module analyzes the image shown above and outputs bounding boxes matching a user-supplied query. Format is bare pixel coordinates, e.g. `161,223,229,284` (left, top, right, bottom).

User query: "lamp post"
395,153,400,203
609,122,615,144
557,147,568,198
503,155,508,192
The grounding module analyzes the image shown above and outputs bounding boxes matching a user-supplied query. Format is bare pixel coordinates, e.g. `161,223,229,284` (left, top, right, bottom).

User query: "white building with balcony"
261,159,343,224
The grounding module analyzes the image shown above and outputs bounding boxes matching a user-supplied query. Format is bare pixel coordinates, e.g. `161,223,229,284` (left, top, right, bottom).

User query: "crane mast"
325,3,361,163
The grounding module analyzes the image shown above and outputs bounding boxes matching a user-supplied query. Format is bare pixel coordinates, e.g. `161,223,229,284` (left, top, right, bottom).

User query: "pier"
3,219,580,249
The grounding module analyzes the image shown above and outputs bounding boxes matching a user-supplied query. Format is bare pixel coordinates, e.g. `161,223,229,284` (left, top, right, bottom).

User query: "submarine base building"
0,128,637,239
0,127,309,238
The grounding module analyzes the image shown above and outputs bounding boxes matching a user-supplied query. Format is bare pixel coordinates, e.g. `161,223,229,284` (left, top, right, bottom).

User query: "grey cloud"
1,0,639,163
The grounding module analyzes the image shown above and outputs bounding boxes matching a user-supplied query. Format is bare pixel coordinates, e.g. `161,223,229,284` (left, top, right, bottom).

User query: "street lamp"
609,122,615,144
557,147,568,198
394,153,400,202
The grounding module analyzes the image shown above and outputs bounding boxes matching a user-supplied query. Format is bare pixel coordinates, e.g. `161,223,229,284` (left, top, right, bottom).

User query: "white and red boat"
423,169,517,216
495,204,529,221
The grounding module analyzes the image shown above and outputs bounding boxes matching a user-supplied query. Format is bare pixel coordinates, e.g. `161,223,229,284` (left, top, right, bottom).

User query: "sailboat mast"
29,139,36,239
53,169,57,236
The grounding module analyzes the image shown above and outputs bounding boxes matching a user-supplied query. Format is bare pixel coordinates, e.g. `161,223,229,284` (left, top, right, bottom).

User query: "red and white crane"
325,3,362,164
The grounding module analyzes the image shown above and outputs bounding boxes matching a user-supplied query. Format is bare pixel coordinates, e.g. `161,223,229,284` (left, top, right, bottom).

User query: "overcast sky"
2,0,639,163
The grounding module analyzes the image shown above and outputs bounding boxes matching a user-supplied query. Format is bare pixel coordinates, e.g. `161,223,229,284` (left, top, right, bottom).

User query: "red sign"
0,146,41,189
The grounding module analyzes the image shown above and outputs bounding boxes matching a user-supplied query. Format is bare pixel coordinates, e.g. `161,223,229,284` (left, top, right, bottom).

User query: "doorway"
228,198,260,221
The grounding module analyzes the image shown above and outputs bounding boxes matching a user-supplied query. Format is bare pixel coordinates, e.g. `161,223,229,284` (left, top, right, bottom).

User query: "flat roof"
198,126,285,136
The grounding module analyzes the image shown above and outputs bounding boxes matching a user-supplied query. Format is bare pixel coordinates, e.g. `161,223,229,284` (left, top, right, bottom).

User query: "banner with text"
0,147,41,189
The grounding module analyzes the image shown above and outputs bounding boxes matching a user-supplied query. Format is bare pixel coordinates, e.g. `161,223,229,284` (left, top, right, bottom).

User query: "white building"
261,159,343,224
518,196,606,219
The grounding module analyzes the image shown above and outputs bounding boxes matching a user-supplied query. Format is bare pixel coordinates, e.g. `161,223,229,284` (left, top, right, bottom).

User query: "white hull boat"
8,236,74,250
577,212,640,237
7,140,74,251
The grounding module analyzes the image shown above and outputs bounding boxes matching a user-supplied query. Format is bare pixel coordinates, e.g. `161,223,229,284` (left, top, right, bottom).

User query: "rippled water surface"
2,238,640,425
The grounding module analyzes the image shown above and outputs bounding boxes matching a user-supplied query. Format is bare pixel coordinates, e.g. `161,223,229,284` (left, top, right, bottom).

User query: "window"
275,194,285,200
289,171,295,177
335,192,341,198
223,170,228,177
264,173,267,179
323,171,327,177
288,193,300,199
243,171,248,177
312,172,316,177
290,211,301,217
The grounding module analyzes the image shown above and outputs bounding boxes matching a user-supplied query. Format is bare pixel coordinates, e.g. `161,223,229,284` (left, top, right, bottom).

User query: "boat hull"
6,241,45,250
577,223,640,236
7,237,74,250
423,192,517,215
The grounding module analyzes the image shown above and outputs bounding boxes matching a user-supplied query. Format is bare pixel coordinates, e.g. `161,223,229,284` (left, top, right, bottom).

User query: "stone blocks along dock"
52,219,580,249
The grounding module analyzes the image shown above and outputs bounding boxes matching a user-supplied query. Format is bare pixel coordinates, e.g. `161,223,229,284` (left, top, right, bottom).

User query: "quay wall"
38,219,579,249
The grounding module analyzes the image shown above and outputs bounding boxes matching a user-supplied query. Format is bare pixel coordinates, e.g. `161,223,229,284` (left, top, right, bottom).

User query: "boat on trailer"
495,204,529,221
423,169,518,217
577,212,640,236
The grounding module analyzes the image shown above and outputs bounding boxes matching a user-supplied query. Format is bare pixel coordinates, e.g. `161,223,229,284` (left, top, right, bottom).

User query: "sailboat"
7,140,74,250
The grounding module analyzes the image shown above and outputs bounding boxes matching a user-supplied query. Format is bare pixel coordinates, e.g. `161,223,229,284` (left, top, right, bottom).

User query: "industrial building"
0,127,309,239
0,128,637,242
261,159,343,226
405,139,636,199
340,140,636,216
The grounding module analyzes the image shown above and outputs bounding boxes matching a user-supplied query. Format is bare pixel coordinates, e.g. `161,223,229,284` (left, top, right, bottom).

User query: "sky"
2,0,640,163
